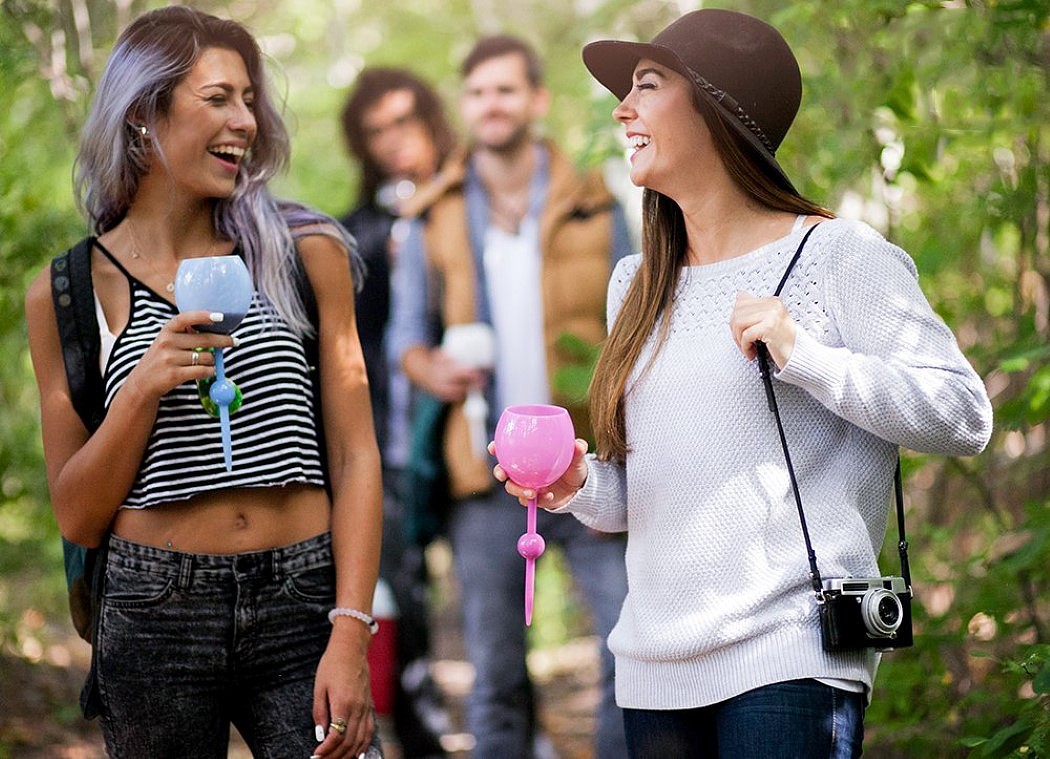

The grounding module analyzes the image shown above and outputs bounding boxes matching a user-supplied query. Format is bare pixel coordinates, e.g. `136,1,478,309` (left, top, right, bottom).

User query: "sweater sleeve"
777,221,992,456
551,454,628,532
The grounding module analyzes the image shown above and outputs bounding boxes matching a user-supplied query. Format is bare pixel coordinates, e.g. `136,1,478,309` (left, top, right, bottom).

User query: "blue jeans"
448,488,629,759
622,679,865,758
96,533,382,758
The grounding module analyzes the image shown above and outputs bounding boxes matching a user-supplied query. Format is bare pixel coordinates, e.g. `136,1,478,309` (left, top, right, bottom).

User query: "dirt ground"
0,543,602,759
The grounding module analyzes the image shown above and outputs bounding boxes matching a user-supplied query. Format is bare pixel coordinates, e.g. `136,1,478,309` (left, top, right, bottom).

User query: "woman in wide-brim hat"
494,7,991,756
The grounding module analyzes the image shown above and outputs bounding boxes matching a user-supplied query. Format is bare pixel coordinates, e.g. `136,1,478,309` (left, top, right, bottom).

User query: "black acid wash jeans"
96,532,381,758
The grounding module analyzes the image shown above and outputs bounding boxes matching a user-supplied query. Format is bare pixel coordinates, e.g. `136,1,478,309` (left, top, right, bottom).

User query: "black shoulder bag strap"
755,223,912,600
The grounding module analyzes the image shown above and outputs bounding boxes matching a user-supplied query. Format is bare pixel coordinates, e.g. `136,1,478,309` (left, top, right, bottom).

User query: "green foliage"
0,3,87,644
551,332,602,406
865,488,1050,757
997,345,1050,428
961,645,1050,757
0,2,1047,756
528,546,591,650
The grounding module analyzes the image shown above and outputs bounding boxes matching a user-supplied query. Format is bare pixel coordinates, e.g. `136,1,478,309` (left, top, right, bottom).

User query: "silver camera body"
819,576,913,652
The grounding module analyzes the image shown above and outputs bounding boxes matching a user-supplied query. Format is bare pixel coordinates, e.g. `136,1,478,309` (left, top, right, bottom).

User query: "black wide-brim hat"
583,8,801,193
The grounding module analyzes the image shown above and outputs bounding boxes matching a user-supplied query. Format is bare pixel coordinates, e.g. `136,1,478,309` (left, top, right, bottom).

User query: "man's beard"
476,120,531,154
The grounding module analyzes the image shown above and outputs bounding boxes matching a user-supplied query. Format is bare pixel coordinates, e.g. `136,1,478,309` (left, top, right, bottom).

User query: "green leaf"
1032,661,1050,695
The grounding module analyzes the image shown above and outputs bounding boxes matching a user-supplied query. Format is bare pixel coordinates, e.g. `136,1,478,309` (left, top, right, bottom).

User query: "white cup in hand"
442,323,495,457
442,323,495,370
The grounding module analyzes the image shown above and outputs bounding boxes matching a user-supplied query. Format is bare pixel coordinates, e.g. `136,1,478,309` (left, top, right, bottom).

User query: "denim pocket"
103,563,176,608
283,564,335,604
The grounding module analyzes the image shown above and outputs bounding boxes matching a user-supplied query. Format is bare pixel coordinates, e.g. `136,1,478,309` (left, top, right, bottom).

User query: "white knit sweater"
559,218,992,710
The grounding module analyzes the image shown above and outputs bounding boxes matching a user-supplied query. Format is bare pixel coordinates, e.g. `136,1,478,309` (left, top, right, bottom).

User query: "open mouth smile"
208,144,246,170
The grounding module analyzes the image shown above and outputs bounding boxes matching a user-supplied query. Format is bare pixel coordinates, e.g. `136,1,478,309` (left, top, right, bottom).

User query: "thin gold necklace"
126,221,217,293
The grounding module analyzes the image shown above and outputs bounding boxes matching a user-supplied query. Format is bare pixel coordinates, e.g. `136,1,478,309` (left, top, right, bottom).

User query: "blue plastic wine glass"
173,255,252,471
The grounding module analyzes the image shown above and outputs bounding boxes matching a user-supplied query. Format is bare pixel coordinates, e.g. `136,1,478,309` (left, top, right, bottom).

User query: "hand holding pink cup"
493,404,576,625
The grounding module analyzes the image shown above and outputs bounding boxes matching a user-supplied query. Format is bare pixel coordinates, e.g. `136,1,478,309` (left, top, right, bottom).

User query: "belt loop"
270,548,282,583
177,552,193,591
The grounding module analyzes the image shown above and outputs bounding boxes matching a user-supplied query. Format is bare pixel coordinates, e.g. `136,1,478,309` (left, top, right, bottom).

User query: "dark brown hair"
461,35,544,87
589,89,832,462
340,67,456,206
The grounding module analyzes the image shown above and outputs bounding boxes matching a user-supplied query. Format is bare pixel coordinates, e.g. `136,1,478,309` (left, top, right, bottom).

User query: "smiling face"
460,52,548,153
149,46,256,201
613,58,718,198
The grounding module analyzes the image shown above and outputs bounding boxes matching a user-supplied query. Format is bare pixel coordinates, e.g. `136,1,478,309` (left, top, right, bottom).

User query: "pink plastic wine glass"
493,404,576,625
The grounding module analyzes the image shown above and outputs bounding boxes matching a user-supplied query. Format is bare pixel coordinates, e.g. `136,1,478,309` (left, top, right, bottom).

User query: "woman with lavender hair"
24,6,382,757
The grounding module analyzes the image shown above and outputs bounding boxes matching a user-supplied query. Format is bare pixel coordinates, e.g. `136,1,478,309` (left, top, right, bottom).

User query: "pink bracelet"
327,607,379,635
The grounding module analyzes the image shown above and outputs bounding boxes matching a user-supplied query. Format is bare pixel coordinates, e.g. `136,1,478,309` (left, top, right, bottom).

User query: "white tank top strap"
792,214,806,233
93,290,117,372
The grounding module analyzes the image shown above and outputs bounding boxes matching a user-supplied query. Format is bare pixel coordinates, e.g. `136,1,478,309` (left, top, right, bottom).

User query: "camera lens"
861,589,902,637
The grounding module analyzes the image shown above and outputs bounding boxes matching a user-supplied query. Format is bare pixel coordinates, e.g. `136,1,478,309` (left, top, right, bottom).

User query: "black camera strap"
755,222,911,600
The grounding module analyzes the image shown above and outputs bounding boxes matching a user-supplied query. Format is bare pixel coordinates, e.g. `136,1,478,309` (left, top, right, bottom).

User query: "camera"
818,576,913,652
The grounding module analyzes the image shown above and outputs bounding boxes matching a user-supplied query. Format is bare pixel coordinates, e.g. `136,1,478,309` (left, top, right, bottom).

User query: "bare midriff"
112,483,330,554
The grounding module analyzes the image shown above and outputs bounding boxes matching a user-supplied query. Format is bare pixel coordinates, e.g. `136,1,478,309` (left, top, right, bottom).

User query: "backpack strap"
49,238,111,709
51,237,106,433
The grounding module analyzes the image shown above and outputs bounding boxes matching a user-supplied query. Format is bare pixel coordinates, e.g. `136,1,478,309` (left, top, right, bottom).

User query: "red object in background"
367,578,399,715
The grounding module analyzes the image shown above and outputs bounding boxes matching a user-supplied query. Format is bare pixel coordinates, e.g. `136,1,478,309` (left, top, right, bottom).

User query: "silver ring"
191,351,200,367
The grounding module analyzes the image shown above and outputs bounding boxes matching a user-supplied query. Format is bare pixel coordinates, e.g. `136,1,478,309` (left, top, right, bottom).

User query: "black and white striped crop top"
97,243,326,509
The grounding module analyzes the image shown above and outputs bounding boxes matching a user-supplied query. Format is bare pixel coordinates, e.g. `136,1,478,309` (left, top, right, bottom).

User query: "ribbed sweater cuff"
777,325,847,393
552,455,626,532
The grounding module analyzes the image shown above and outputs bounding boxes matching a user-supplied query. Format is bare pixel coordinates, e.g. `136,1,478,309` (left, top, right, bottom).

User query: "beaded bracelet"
327,607,379,635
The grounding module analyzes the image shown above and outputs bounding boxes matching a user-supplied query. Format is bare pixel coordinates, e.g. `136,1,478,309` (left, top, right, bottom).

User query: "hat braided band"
685,69,775,156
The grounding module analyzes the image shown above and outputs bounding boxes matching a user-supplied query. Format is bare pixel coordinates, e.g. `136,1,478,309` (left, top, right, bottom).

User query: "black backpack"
48,237,323,715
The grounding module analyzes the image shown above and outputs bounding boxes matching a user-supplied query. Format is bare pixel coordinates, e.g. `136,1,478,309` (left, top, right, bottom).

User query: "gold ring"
191,351,200,367
330,718,347,735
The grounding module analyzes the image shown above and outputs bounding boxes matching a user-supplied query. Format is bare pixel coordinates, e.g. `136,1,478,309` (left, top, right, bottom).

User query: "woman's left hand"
312,629,375,757
297,228,382,757
489,438,590,511
730,292,797,369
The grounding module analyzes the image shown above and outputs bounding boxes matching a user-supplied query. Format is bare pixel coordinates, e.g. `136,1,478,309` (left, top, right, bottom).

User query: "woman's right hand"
121,310,234,402
490,438,590,511
25,280,233,546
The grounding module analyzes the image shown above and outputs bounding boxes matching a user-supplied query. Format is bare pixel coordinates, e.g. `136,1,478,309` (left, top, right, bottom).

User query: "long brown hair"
589,90,832,462
340,68,456,207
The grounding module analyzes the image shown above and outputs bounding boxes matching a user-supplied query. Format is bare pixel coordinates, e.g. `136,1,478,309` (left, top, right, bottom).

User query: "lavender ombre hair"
73,5,361,337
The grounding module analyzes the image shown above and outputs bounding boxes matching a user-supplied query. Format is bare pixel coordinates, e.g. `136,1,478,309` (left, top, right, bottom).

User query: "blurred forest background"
0,0,1048,757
